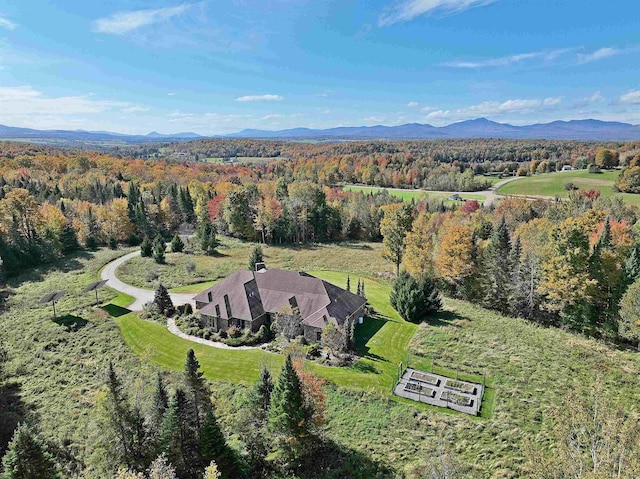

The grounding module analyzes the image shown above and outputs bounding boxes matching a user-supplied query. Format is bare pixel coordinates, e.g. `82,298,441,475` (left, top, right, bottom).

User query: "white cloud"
407,101,419,108
619,90,640,105
0,85,131,115
543,97,563,106
236,94,283,102
0,16,17,30
379,0,496,26
443,48,572,68
423,97,558,124
362,116,386,124
588,91,604,103
576,47,620,64
94,4,191,35
122,105,150,113
316,90,334,97
420,105,438,112
167,92,176,96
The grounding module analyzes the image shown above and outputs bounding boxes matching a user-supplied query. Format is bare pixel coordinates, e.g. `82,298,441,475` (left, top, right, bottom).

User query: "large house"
193,266,367,342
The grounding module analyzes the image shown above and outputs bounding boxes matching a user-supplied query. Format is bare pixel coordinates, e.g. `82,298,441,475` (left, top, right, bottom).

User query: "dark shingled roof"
194,269,367,328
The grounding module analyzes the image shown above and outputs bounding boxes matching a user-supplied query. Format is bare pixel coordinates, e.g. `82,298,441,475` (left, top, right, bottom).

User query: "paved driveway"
100,250,196,311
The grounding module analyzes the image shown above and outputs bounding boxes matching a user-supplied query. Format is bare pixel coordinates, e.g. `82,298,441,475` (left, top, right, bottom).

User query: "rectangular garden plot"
410,371,440,386
394,367,484,416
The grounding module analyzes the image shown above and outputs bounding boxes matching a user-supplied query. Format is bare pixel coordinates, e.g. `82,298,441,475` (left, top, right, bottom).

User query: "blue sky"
0,0,639,134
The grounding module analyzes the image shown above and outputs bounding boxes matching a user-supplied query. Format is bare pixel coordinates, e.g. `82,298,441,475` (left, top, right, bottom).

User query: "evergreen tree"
346,274,350,292
419,276,442,314
159,390,198,479
199,410,235,478
147,454,176,479
152,236,165,264
360,280,366,299
623,242,640,286
268,355,309,468
140,236,153,257
59,223,79,253
237,367,273,467
184,349,209,432
170,234,184,253
177,188,195,225
1,424,58,479
104,362,133,469
150,373,169,451
248,245,264,271
198,220,219,256
356,279,361,296
481,217,513,313
153,284,174,316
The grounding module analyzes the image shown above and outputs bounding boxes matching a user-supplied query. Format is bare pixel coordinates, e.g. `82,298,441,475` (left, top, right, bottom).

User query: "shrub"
227,325,242,338
587,163,601,174
146,270,159,282
184,261,196,274
564,182,577,191
140,236,153,257
257,324,270,342
170,234,184,253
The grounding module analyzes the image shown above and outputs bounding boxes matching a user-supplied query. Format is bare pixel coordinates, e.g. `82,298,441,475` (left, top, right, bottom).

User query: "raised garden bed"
410,371,440,386
404,381,435,398
440,391,473,407
444,379,476,395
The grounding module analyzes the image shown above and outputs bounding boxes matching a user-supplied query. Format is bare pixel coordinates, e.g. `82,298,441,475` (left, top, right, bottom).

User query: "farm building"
193,266,367,342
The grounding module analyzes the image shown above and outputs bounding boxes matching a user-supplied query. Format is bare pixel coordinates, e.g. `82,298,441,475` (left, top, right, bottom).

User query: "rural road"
100,250,195,311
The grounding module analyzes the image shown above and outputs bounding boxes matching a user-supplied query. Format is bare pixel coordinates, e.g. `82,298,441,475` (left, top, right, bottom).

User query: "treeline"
380,190,640,342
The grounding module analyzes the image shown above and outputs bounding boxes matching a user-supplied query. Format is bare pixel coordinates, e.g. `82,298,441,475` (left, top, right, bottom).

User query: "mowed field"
341,185,485,203
3,244,640,476
497,170,640,206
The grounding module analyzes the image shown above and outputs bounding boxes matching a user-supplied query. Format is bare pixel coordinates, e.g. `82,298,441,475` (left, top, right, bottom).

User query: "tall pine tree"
1,424,58,479
482,217,513,313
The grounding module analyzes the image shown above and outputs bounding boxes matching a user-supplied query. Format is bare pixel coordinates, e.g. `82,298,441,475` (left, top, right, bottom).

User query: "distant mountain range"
0,124,202,144
228,118,640,141
1,118,640,144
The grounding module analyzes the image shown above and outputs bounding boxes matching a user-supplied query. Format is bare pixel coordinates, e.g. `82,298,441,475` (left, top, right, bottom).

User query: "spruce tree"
184,349,209,432
237,367,273,465
623,243,640,286
150,373,169,451
268,355,308,467
248,245,264,271
105,361,133,469
154,284,174,316
346,274,350,292
152,236,165,264
170,234,184,253
199,409,235,478
360,280,366,299
140,236,153,257
1,424,58,479
482,217,512,313
419,276,442,314
159,389,198,479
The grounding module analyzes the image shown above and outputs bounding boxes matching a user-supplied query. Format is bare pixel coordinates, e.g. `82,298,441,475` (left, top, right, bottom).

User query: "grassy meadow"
341,185,485,203
497,169,640,206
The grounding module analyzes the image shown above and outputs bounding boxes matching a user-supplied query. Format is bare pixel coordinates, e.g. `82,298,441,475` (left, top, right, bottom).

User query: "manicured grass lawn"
497,169,640,206
341,185,485,203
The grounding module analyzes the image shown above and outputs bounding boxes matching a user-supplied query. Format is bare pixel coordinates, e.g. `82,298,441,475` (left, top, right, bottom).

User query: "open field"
203,156,288,164
341,185,485,203
116,237,393,291
497,169,640,206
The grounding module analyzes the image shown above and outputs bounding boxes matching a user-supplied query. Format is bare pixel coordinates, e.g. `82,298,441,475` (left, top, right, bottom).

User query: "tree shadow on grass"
0,382,32,455
426,310,466,327
53,314,88,332
350,360,380,375
6,250,91,289
101,304,131,318
354,314,389,363
295,438,394,479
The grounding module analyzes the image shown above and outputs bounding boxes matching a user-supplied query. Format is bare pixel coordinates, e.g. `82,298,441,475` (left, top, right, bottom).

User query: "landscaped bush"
227,325,242,338
140,302,165,324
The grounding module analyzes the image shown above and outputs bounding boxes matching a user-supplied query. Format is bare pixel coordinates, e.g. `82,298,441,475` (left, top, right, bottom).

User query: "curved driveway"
100,250,196,311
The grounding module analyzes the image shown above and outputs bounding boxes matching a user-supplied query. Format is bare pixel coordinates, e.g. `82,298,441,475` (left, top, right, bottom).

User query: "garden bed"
445,379,476,395
440,391,473,407
410,371,440,386
404,381,435,397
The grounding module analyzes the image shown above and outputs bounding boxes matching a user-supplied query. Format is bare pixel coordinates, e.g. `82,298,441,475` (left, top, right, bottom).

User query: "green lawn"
116,270,417,392
497,169,640,206
341,185,485,203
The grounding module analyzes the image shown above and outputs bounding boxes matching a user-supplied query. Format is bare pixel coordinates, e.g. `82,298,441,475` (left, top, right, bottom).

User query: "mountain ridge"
1,118,640,143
